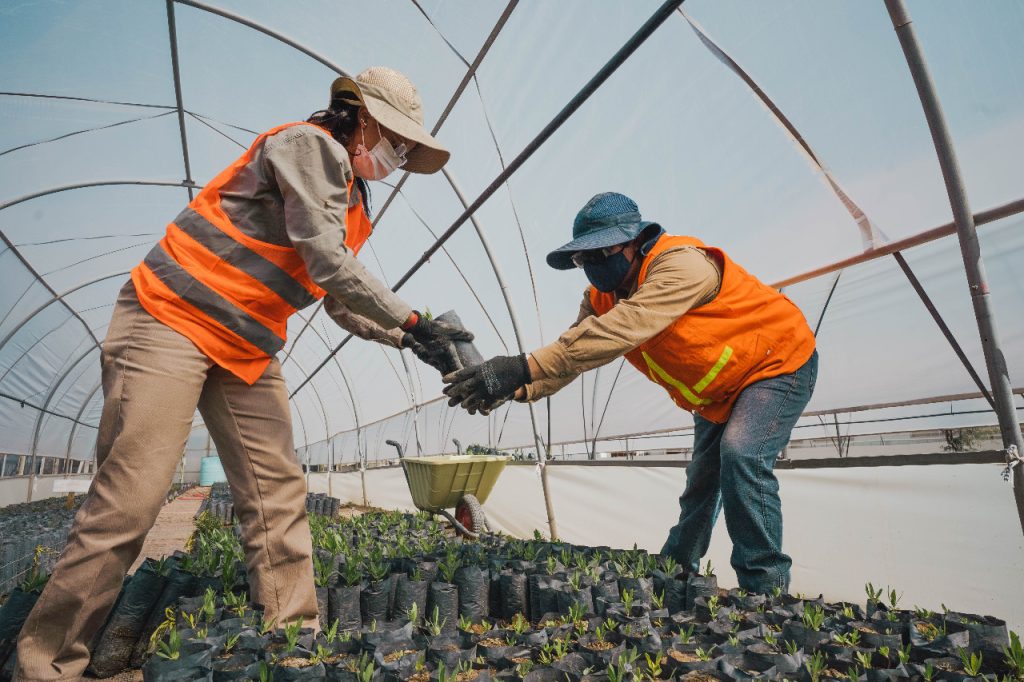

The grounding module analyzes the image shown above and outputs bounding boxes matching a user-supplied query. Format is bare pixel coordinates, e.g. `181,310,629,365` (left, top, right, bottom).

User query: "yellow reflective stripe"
641,351,711,406
693,345,733,393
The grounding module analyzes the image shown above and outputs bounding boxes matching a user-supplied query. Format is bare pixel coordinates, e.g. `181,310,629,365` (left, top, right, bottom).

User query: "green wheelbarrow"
386,440,508,539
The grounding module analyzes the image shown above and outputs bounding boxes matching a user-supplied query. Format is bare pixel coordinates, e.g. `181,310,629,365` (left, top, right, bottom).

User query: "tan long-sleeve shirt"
522,245,722,402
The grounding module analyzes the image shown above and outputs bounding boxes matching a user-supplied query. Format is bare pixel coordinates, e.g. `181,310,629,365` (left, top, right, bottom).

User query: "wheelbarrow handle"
386,439,415,506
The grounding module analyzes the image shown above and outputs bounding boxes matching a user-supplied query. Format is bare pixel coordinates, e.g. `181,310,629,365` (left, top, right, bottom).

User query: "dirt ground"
129,486,208,573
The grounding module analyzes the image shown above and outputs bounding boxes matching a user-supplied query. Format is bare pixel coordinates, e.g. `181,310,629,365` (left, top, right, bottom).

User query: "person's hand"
402,311,473,375
443,354,532,415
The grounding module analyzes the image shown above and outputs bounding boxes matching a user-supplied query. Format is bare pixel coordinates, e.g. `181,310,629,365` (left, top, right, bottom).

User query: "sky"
0,0,1022,459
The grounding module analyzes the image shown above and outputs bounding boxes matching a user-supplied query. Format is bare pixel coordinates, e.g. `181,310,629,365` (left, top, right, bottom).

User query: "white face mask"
352,121,408,180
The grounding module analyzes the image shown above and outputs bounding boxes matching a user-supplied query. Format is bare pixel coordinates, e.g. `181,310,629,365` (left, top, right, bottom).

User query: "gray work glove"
443,354,531,415
402,312,473,375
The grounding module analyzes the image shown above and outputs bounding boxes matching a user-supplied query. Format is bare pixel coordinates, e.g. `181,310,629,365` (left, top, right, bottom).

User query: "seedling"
622,588,636,615
695,646,714,661
1003,631,1024,676
568,602,587,630
568,571,584,591
802,604,826,631
409,565,423,582
804,651,827,682
424,605,446,636
644,652,664,680
546,554,558,576
958,648,983,677
845,665,861,682
514,661,534,678
341,558,362,587
702,560,714,577
605,659,629,682
887,588,903,611
842,605,856,620
771,586,783,598
405,602,419,625
865,583,883,605
878,646,891,662
728,610,744,624
260,615,278,635
764,631,777,647
677,625,695,645
914,605,935,620
223,632,241,655
660,555,680,575
180,611,199,629
784,640,800,656
652,590,665,610
855,651,873,670
284,617,303,653
509,612,529,635
923,662,935,682
259,661,273,682
438,554,460,584
707,595,721,620
201,586,217,622
156,628,182,661
458,614,473,631
595,618,616,642
833,631,860,647
727,634,740,647
313,553,335,587
323,619,340,644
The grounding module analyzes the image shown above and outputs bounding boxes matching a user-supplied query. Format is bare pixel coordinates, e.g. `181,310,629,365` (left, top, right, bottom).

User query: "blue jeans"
661,350,818,594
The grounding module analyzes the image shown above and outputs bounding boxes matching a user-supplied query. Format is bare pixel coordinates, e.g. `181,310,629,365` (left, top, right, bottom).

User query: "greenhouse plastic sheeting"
309,461,1024,632
1,1,1023,462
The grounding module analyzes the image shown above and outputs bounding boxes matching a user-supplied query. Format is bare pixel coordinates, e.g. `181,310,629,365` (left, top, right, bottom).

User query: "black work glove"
402,312,474,375
443,354,531,415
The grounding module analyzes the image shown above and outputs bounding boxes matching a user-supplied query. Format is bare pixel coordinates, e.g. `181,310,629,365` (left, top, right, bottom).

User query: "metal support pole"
165,0,196,201
885,0,1024,534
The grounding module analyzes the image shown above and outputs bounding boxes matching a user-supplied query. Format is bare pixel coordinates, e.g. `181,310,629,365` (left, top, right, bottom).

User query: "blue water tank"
199,456,227,485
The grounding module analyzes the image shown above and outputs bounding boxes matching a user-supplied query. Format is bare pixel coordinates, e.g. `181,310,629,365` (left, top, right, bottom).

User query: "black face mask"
583,250,633,292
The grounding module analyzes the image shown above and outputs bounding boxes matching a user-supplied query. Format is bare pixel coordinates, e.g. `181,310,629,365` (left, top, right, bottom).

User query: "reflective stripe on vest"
175,207,319,311
641,345,733,407
143,243,286,357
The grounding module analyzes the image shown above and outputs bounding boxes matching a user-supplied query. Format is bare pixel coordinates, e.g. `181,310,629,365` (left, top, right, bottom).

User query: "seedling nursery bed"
0,485,1020,682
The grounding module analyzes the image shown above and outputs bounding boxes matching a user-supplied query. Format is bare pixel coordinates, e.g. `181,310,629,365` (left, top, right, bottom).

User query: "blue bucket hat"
546,192,660,270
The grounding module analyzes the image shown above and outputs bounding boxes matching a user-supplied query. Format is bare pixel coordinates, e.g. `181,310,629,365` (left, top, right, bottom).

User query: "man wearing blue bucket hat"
443,191,818,594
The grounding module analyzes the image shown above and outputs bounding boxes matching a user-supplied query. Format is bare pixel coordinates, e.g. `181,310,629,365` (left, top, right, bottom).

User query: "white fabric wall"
311,462,1024,632
0,474,93,505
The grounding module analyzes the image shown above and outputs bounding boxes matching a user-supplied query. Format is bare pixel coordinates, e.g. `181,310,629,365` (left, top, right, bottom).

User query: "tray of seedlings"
1,505,1020,682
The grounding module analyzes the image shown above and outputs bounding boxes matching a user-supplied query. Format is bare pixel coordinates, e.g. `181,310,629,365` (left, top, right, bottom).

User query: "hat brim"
332,76,450,174
546,221,659,270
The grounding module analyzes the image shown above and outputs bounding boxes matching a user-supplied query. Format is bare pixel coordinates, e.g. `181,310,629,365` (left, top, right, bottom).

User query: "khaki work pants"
16,282,317,681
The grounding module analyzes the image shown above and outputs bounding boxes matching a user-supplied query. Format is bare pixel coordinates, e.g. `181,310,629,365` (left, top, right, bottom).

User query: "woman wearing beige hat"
15,67,464,681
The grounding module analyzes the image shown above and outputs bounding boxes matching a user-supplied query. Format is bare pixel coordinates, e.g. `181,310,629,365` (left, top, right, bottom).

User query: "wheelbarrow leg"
436,508,479,540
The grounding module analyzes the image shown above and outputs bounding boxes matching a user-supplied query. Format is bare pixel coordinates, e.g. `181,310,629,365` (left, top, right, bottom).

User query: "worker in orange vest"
16,67,468,680
444,192,818,594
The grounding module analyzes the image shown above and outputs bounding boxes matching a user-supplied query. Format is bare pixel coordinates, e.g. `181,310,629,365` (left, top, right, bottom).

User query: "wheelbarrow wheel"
454,494,488,535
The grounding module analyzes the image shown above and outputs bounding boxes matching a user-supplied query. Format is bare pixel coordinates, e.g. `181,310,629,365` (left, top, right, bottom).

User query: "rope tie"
1002,444,1022,482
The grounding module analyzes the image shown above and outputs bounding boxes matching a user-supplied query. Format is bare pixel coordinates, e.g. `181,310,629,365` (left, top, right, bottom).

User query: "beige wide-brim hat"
331,67,450,174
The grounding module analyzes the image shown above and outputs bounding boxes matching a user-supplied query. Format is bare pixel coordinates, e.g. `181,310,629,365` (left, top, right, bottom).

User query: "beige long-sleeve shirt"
522,245,722,402
252,125,413,329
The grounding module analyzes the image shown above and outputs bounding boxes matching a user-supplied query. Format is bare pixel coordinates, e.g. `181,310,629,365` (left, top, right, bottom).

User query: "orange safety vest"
589,234,815,424
131,121,374,384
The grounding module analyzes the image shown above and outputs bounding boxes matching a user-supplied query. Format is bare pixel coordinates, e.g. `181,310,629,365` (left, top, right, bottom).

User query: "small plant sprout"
898,643,912,665
644,652,664,680
660,555,680,575
728,610,744,624
369,619,378,633
707,595,721,620
727,634,740,647
424,606,446,636
201,586,217,622
224,632,241,654
703,560,714,577
652,589,666,610
546,554,558,575
405,601,419,626
259,661,273,682
887,588,903,611
568,571,583,591
678,624,695,644
568,602,586,630
514,661,534,678
846,665,861,682
605,659,629,682
764,631,777,647
180,611,199,629
621,588,636,614
695,646,714,661
156,628,182,661
958,649,983,677
802,604,826,631
842,605,857,620
458,614,473,632
914,605,935,620
865,583,883,605
878,646,891,661
772,586,783,599
260,615,278,636
1003,631,1024,677
283,617,303,653
785,640,800,656
313,553,335,587
855,651,873,670
923,662,936,682
805,651,827,682
833,631,861,647
509,612,528,635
